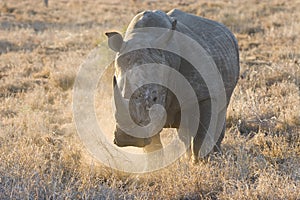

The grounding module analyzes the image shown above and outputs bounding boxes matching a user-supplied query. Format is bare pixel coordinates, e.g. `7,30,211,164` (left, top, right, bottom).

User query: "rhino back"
168,9,240,102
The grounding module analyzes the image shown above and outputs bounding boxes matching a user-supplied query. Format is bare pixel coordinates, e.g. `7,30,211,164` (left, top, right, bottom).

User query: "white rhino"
106,9,240,161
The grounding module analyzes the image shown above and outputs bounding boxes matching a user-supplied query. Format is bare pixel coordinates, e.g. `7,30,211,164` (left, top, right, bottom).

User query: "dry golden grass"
0,0,299,199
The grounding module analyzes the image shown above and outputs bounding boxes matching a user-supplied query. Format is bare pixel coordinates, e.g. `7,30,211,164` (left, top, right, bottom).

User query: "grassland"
0,0,299,199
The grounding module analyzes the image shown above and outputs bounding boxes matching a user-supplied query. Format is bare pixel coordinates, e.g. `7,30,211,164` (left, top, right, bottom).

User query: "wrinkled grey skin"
106,9,240,160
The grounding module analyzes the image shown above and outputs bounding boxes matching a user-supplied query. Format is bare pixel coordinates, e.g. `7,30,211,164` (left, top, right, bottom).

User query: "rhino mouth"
113,137,151,147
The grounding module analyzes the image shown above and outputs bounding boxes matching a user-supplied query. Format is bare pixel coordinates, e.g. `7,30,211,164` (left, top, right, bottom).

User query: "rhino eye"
153,97,157,102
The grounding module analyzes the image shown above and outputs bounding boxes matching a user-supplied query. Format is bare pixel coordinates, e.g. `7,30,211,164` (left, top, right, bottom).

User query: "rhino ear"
105,32,123,52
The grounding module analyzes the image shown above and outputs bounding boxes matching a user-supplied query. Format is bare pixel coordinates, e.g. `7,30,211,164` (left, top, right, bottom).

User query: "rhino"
106,9,240,161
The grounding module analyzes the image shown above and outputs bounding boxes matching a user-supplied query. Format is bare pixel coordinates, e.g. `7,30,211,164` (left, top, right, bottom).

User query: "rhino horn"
113,76,129,120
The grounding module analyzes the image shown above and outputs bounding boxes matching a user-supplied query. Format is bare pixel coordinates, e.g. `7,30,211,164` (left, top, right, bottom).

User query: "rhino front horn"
113,76,129,120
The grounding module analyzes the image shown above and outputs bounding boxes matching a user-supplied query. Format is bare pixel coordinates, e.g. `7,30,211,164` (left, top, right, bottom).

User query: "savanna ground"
0,0,299,199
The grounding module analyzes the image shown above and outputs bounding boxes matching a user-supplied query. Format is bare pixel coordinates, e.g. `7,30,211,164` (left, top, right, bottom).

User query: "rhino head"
106,10,179,148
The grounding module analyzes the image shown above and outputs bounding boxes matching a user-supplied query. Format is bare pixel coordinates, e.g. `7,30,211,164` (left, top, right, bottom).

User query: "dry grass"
0,0,299,199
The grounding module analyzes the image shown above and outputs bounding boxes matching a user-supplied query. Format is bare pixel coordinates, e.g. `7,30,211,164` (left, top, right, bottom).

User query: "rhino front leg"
143,133,163,153
143,134,164,171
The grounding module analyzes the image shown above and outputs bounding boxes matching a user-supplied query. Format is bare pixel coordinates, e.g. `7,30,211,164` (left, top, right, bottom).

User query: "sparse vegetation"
0,0,299,199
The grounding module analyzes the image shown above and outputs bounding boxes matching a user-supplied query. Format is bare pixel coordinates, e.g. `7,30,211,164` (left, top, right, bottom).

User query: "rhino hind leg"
192,99,227,162
191,99,211,161
213,121,226,154
213,102,228,154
